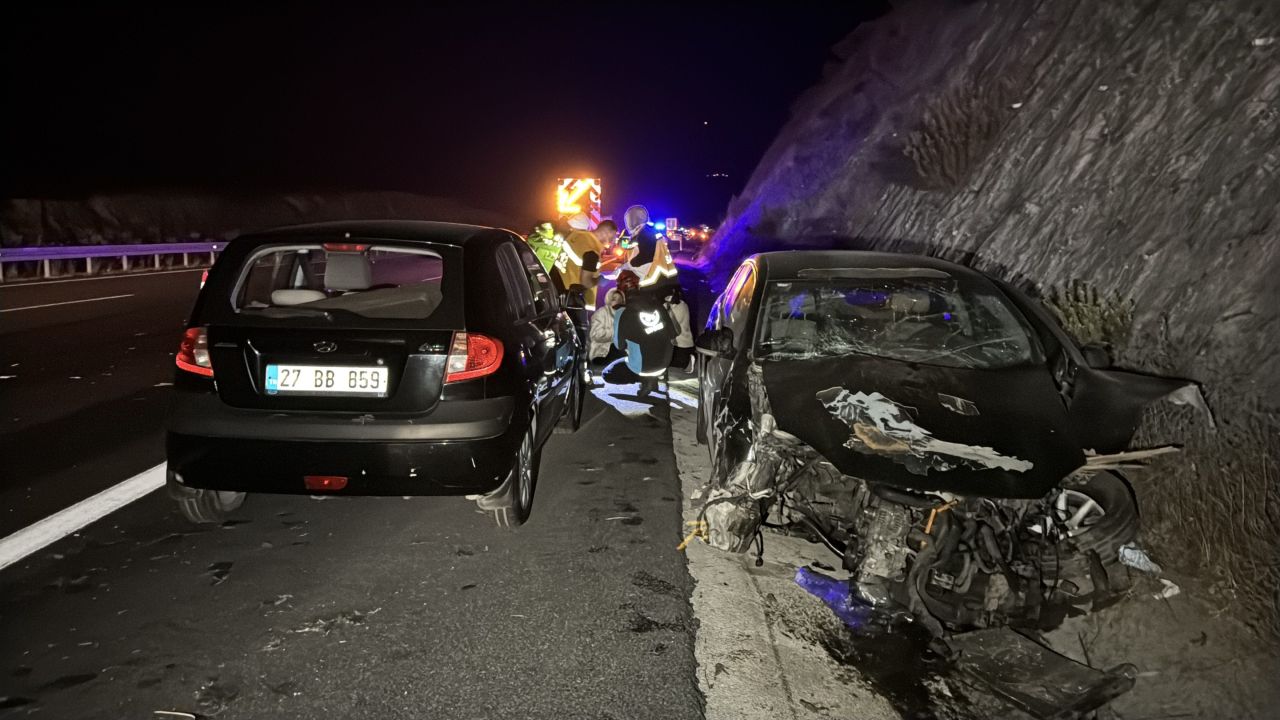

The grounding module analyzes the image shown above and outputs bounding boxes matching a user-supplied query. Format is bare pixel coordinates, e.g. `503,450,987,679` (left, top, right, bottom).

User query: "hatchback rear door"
198,239,463,414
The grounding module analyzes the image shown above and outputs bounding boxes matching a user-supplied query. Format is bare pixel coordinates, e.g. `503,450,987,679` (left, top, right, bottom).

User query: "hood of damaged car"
760,357,1085,498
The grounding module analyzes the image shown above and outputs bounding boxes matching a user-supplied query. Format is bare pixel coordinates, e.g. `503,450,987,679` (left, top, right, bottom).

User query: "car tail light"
322,243,369,252
445,332,503,383
304,475,348,491
176,327,213,377
199,269,208,288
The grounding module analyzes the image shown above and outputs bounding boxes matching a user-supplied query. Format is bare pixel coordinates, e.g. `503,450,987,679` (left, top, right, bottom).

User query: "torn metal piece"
1164,383,1216,429
937,393,979,416
819,388,1033,475
1083,446,1179,469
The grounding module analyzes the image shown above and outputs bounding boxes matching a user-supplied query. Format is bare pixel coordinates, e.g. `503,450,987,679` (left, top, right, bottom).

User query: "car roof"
750,250,995,284
240,220,512,247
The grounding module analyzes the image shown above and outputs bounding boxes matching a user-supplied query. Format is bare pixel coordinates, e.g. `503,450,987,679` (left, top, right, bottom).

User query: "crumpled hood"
760,356,1085,498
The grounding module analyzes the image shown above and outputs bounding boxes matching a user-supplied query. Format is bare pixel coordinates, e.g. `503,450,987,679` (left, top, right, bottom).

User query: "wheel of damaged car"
492,424,538,528
1040,471,1138,583
176,489,246,524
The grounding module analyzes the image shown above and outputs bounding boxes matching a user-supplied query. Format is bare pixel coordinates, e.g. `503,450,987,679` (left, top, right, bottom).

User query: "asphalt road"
0,383,701,719
0,270,203,536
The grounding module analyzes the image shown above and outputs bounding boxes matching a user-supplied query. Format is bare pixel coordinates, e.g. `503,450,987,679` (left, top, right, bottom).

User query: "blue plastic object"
794,566,872,628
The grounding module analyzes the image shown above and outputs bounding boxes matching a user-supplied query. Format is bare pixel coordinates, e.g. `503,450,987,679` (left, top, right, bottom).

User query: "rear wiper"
245,307,335,320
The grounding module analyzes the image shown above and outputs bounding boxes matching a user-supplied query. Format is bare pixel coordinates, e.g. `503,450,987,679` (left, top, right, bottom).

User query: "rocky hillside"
711,0,1279,632
0,191,519,246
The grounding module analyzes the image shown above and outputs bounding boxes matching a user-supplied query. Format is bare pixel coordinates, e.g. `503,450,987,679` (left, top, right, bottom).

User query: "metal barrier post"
42,259,51,278
122,255,130,271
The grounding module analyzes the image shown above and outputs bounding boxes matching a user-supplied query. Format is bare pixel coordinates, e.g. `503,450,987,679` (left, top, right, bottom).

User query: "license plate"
265,364,389,396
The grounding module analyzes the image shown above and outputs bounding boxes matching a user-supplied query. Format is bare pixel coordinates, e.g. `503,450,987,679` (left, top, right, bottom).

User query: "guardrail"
0,242,224,283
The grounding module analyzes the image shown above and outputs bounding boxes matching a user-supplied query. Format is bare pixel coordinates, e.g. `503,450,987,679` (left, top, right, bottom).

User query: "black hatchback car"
166,221,586,527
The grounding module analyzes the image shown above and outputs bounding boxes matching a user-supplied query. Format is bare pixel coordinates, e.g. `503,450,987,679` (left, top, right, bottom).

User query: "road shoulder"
667,377,900,720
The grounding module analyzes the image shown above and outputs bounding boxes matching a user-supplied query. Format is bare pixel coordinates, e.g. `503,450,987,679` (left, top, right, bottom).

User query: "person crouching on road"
665,286,695,373
589,286,625,363
612,270,676,398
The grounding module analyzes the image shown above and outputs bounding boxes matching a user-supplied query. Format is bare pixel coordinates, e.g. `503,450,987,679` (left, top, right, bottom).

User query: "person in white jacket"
665,287,695,373
588,286,626,362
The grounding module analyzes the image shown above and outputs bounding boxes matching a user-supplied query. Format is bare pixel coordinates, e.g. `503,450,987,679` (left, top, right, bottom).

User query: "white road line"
1,293,135,313
0,463,166,571
0,267,205,288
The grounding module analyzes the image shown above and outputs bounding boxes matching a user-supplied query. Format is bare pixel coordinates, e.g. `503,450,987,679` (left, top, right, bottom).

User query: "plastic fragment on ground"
794,566,873,628
1152,578,1181,600
1118,543,1163,574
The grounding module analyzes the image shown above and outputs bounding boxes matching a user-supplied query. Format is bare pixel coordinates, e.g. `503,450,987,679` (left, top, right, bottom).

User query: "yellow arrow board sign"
557,178,602,225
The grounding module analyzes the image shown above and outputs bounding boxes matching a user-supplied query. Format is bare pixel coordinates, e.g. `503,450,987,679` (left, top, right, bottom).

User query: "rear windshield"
756,270,1041,369
233,244,445,320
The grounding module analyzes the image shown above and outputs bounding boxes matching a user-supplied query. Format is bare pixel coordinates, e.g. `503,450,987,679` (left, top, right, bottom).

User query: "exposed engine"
700,402,1137,635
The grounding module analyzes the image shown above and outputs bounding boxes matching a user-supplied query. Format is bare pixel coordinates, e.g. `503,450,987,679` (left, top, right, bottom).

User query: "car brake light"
445,332,503,383
304,475,348,491
322,243,369,252
176,327,214,377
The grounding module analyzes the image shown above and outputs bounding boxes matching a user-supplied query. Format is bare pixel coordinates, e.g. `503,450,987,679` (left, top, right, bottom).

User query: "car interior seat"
324,252,373,293
889,290,931,316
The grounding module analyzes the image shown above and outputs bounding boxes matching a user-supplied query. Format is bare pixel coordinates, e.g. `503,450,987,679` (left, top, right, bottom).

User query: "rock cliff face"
0,191,518,246
714,0,1278,406
711,0,1279,631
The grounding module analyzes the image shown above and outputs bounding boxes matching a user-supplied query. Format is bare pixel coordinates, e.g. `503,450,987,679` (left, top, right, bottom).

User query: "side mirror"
1080,343,1112,369
695,328,735,358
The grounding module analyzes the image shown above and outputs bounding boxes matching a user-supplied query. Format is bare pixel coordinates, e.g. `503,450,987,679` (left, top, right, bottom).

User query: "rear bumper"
167,392,514,442
165,394,520,495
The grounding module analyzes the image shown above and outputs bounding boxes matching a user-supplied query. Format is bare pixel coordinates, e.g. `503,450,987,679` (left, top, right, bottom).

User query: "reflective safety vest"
553,230,604,308
638,239,678,287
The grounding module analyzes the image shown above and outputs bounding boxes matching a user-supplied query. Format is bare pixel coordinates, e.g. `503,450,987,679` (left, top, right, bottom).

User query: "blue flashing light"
943,312,953,321
654,222,666,230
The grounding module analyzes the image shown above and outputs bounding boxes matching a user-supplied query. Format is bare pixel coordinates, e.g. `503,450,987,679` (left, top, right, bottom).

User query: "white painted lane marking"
0,463,165,571
1,293,135,313
0,267,204,288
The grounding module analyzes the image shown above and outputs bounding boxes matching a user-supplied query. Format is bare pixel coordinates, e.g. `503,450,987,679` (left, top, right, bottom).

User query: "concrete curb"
668,376,898,720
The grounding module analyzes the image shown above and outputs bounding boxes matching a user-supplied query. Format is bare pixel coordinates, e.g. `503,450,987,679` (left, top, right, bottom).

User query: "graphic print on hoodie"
613,295,677,377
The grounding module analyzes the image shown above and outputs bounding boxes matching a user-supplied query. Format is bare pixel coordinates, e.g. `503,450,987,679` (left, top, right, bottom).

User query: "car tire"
1040,471,1138,582
177,489,246,524
491,423,539,528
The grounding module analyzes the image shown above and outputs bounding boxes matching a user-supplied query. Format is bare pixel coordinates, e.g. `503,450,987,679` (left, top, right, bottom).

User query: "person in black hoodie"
612,270,676,398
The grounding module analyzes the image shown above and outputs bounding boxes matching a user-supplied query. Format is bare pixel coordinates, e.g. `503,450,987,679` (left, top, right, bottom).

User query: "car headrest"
325,253,373,291
271,289,327,306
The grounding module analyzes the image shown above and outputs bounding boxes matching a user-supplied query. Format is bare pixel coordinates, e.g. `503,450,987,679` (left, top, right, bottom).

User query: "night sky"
2,3,886,224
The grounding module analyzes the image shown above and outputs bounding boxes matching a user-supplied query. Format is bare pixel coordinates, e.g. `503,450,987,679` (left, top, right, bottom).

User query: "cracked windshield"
757,271,1039,368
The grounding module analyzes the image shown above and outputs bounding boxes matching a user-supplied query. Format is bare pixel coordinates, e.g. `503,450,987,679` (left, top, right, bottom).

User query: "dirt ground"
1042,571,1280,720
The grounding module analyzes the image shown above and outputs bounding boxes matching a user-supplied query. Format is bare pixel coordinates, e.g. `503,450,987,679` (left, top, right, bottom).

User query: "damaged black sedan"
695,251,1197,634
